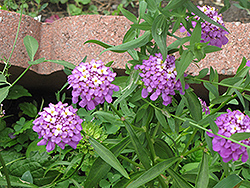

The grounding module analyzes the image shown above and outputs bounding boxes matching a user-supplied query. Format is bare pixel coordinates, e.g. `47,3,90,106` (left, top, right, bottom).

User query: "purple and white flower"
135,53,188,106
67,59,119,110
33,102,83,152
180,5,229,48
198,97,210,115
207,109,250,163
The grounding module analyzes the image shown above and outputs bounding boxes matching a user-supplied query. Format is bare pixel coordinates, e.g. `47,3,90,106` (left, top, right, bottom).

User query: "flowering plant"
0,0,250,188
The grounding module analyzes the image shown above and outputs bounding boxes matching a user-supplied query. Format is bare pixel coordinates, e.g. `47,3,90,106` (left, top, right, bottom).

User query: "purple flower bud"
135,54,187,106
68,59,119,110
33,101,83,152
198,97,210,115
207,109,250,163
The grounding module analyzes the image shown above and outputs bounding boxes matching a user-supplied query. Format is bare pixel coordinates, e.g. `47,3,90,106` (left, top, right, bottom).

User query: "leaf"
155,109,170,131
236,56,247,74
119,7,137,23
21,171,33,184
220,77,243,85
203,82,219,98
195,152,209,188
23,36,39,61
190,22,201,46
19,102,37,118
160,0,184,11
213,174,242,188
113,70,139,106
152,14,168,61
28,57,45,65
127,157,179,188
196,68,208,79
176,50,193,80
85,137,130,188
6,85,32,100
44,60,76,70
0,86,10,104
25,140,46,158
211,95,232,104
101,31,151,54
89,137,130,179
203,45,222,53
167,168,194,188
234,89,245,109
0,175,38,188
230,132,250,141
0,73,7,83
139,1,147,19
208,116,219,134
184,91,202,122
131,22,152,30
154,139,175,159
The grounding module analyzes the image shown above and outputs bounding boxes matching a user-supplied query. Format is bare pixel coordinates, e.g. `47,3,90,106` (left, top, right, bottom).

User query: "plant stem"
0,152,11,188
11,65,32,87
3,5,24,75
118,154,144,169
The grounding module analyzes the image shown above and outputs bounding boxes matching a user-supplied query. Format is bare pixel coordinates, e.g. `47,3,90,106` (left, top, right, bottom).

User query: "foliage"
1,0,250,188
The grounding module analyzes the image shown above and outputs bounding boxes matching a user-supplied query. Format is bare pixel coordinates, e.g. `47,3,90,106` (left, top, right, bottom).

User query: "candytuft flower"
33,102,83,152
198,97,210,115
207,109,250,163
135,53,188,106
180,5,228,48
68,59,119,110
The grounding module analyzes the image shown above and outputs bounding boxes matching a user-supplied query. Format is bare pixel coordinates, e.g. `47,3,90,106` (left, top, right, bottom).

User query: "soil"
0,0,250,23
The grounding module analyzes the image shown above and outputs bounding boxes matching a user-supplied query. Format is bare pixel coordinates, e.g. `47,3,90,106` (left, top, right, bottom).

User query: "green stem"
3,5,24,75
152,122,160,140
11,65,32,87
181,129,198,155
0,152,11,188
192,77,250,92
118,155,144,169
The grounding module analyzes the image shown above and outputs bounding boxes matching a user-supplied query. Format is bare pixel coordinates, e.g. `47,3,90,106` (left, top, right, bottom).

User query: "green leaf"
176,50,193,80
26,140,46,158
154,139,175,159
0,175,38,187
234,89,245,109
6,85,32,100
85,137,130,188
21,171,33,184
44,161,71,176
167,168,194,188
152,14,168,61
119,7,137,23
139,1,147,19
203,82,219,98
155,109,170,131
211,95,232,104
113,70,139,106
160,0,185,11
236,56,247,74
0,86,10,104
131,22,152,30
0,73,7,83
196,68,208,79
213,174,242,188
127,157,179,188
220,77,243,85
89,137,130,179
19,102,37,118
203,45,222,53
23,36,39,61
101,31,151,53
28,57,45,65
44,59,76,70
230,132,250,141
208,116,219,134
190,22,201,46
184,91,202,122
195,152,209,188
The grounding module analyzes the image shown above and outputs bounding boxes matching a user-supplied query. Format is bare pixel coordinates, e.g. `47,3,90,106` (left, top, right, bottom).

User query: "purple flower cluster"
33,102,83,152
68,59,119,110
207,109,250,163
180,5,228,48
198,97,210,115
135,53,187,106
